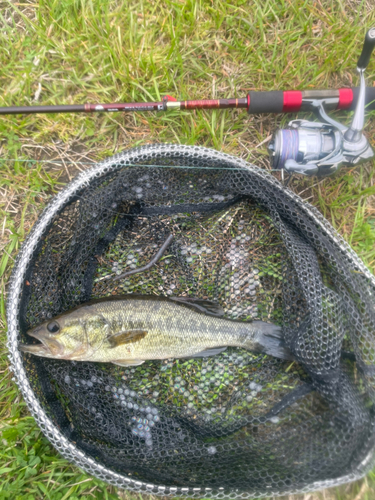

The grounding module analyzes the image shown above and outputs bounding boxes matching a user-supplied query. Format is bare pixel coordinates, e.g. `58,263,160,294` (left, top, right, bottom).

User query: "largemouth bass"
20,295,293,366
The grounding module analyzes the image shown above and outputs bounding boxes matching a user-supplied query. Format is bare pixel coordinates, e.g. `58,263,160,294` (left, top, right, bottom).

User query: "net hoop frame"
6,143,375,498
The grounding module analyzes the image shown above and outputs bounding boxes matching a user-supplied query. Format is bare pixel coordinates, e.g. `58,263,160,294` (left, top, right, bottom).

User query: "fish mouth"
19,342,51,355
20,326,64,357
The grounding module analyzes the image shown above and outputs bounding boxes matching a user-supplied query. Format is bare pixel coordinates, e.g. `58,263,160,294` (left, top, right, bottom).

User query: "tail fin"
250,322,294,361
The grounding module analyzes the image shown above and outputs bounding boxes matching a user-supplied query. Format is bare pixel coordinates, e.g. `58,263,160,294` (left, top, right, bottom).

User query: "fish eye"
47,321,60,333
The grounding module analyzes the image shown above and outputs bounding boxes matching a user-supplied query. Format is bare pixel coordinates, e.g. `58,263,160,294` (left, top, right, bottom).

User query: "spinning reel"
268,28,375,177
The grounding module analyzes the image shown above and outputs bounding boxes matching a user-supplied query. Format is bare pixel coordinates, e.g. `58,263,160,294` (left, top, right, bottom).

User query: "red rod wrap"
180,99,248,110
283,91,303,112
182,99,220,109
338,88,353,109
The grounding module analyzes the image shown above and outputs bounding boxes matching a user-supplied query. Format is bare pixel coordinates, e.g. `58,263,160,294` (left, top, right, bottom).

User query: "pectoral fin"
108,330,147,348
112,359,145,367
171,297,224,317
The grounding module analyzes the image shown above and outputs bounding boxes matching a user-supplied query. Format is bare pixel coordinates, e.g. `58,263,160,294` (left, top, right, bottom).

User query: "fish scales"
20,295,294,365
94,299,245,360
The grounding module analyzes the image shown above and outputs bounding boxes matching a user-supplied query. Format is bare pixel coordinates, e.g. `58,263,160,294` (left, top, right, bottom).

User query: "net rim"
6,143,375,497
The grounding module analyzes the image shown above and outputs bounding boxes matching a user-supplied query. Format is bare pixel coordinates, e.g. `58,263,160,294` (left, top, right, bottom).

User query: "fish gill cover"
7,144,375,498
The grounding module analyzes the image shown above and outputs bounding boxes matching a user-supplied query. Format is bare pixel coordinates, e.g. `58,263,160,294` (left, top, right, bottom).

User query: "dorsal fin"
52,294,225,319
170,297,224,317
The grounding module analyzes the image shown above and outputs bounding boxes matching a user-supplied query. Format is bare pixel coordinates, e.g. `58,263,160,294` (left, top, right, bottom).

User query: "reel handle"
357,27,375,70
345,28,375,142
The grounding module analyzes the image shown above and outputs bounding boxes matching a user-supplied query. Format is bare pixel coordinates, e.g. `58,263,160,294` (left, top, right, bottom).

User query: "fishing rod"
0,88,375,116
1,28,375,177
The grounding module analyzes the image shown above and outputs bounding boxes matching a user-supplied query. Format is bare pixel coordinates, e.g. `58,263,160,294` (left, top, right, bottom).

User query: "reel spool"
268,125,336,173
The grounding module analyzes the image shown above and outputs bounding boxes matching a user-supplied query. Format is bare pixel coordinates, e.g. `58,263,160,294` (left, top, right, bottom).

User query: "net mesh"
7,144,375,498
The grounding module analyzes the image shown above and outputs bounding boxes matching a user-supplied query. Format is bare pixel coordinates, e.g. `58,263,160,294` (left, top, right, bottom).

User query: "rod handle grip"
357,27,375,70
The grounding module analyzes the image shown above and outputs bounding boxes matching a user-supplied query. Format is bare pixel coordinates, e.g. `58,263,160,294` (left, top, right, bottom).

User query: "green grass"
1,0,375,499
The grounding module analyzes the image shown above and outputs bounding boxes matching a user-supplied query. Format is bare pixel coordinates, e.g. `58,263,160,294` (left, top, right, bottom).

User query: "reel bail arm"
268,28,375,177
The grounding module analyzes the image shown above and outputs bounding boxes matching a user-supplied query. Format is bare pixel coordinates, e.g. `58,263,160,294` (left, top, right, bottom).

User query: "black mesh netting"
7,144,375,498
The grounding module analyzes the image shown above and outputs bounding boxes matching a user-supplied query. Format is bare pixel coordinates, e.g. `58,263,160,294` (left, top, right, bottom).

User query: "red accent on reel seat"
283,91,302,112
338,88,353,109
